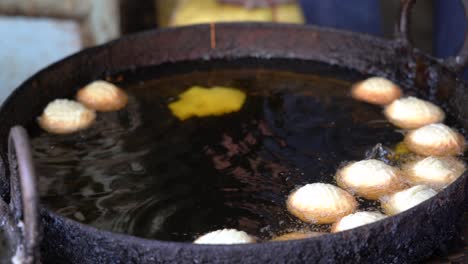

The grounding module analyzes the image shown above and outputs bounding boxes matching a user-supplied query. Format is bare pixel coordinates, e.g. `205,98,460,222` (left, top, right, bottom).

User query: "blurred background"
0,0,465,104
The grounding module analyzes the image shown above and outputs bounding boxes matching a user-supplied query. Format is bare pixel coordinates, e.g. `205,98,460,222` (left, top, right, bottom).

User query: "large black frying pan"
0,0,467,263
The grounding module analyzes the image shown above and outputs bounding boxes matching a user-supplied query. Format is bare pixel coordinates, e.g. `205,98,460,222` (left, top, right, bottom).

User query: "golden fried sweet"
76,80,128,112
336,159,406,200
402,156,466,190
286,183,358,224
38,99,96,134
194,229,256,244
404,123,465,156
271,231,324,241
331,211,387,233
380,185,437,215
384,97,445,129
351,77,402,105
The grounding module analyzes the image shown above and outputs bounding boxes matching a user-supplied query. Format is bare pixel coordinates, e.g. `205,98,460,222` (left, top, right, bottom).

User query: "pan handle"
8,126,41,264
396,0,415,47
398,0,468,71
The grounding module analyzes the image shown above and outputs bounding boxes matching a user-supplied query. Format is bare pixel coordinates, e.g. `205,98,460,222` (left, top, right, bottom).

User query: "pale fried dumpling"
270,231,324,241
336,159,406,200
38,99,96,134
331,211,387,233
380,185,437,215
384,97,445,129
404,123,465,156
402,156,466,190
194,229,255,244
286,183,358,224
351,77,402,105
76,80,128,111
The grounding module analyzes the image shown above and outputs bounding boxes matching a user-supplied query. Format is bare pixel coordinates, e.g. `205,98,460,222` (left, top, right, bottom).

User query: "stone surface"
0,16,82,104
84,0,120,45
0,0,121,104
0,0,91,18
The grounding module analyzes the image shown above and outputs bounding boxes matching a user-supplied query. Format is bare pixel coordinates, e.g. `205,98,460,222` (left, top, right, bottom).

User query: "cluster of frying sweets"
35,77,465,245
38,81,128,134
194,77,466,245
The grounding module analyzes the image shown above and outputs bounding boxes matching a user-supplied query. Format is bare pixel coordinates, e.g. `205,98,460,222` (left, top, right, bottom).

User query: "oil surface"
29,62,405,242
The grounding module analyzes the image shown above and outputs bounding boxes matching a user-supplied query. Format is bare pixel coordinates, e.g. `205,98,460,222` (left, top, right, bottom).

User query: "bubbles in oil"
29,65,405,242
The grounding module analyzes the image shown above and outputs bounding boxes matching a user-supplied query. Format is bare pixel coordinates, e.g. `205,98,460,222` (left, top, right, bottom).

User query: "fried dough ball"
351,77,402,105
194,229,256,244
384,97,445,129
38,99,96,134
402,156,466,190
404,123,465,156
76,80,128,111
331,211,387,233
336,159,406,200
286,183,358,224
380,185,437,215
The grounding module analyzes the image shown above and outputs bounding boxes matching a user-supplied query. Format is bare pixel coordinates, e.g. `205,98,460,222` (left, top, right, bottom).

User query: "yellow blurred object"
161,0,304,27
394,142,411,156
388,141,420,163
168,86,247,120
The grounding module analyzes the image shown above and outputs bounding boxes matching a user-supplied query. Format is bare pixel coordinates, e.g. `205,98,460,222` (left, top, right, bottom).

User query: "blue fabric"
433,0,467,58
299,0,382,36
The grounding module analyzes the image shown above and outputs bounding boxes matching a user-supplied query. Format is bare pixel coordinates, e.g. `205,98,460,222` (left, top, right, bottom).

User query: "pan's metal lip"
40,171,467,250
1,22,463,113
2,21,466,131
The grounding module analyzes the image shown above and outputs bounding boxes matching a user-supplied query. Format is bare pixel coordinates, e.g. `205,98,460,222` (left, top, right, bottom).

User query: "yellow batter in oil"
169,86,247,120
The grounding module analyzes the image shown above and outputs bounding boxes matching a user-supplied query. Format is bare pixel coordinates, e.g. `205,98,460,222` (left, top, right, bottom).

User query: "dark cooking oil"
28,60,405,242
